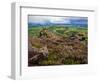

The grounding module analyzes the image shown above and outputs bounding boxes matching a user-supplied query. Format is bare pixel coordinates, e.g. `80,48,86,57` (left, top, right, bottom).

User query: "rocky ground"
28,28,88,66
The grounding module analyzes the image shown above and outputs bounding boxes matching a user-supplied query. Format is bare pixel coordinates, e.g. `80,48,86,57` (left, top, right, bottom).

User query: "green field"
28,25,88,66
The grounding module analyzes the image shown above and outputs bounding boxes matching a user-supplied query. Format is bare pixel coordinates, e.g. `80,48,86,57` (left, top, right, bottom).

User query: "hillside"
28,26,88,66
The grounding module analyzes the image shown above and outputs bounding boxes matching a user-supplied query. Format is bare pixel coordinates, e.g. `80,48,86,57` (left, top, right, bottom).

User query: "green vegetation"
28,26,88,66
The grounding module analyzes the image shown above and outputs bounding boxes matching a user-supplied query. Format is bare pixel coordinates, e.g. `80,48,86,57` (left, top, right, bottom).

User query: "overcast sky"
28,15,87,25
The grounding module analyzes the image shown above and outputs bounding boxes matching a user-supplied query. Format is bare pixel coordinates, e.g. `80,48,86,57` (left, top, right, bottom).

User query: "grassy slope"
28,26,88,66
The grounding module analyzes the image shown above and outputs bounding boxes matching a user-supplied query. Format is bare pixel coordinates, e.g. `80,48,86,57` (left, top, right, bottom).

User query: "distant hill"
28,23,87,28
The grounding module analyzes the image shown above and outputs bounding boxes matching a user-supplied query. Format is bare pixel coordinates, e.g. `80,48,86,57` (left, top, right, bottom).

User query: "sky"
28,15,88,26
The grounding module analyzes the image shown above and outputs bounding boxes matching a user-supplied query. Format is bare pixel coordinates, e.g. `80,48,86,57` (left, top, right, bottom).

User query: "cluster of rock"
28,40,49,66
28,28,87,66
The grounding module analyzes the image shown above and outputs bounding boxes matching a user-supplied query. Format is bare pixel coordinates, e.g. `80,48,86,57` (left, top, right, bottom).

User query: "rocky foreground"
28,28,87,66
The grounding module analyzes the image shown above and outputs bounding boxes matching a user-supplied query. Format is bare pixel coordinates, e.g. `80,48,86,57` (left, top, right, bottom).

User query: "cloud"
28,15,87,25
28,16,49,23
